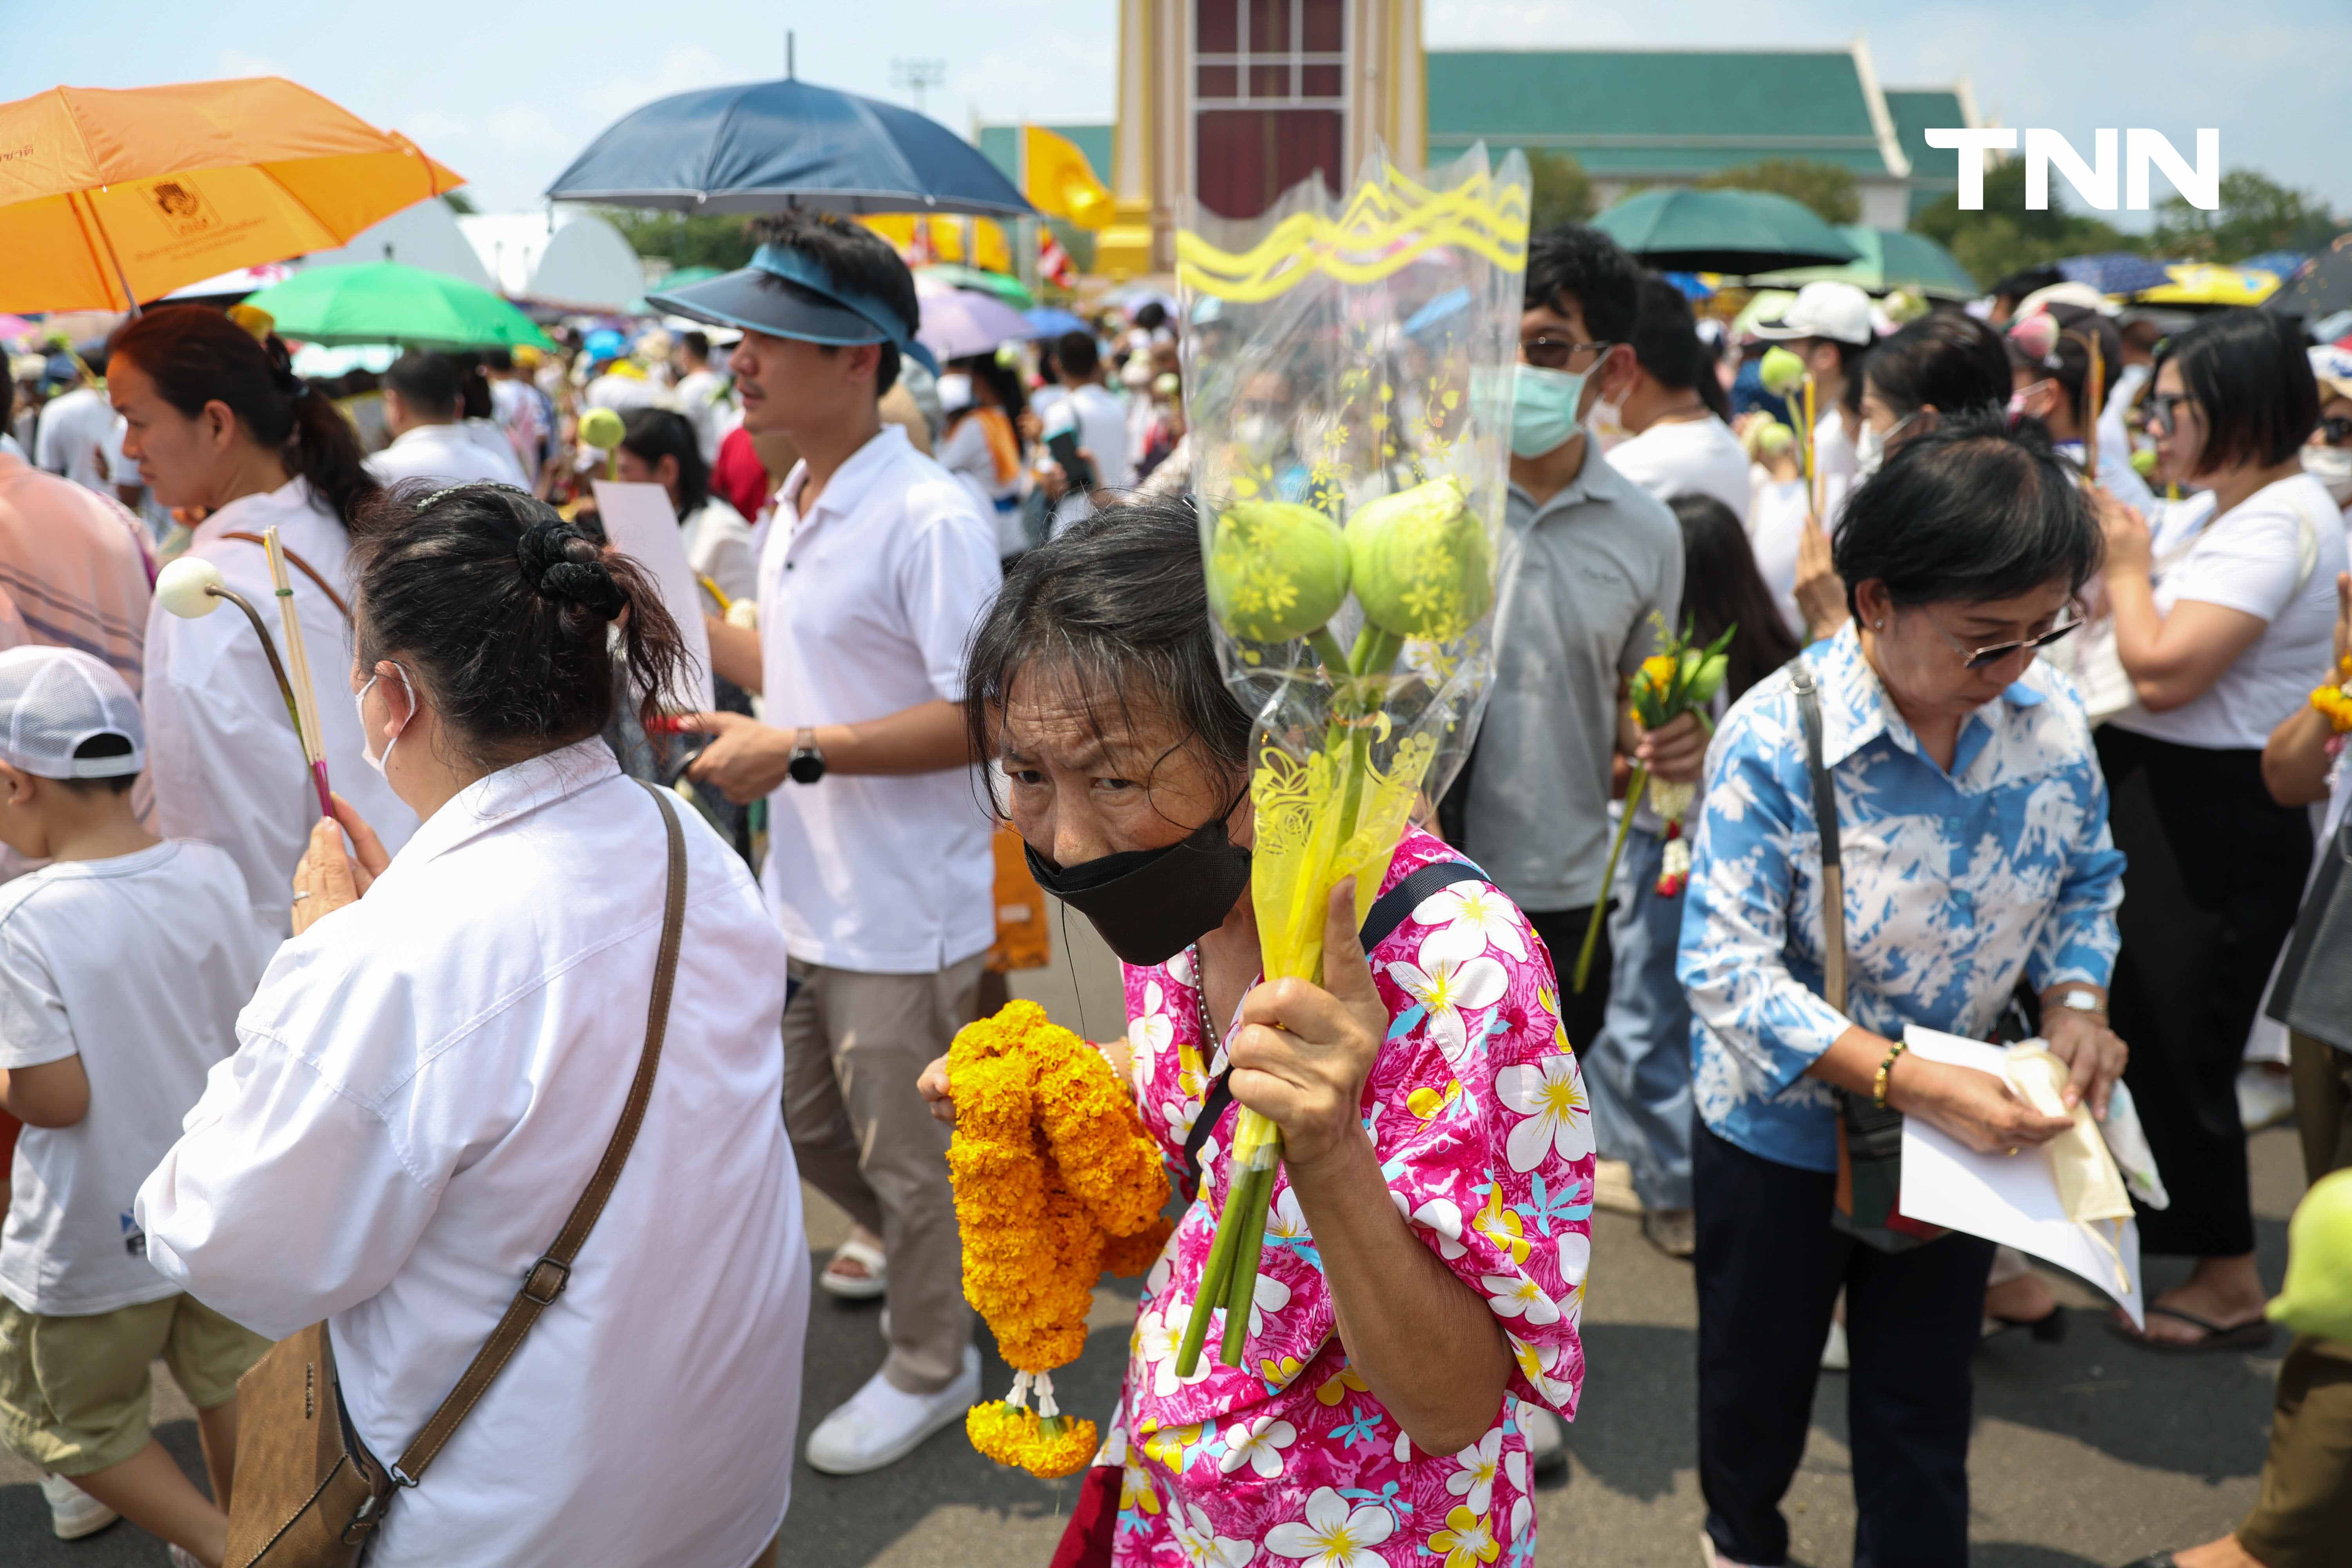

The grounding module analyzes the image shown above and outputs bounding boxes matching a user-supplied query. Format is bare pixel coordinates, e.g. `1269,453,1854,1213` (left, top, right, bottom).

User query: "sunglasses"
1520,336,1613,372
1926,613,2086,670
2322,415,2352,446
2146,391,2194,437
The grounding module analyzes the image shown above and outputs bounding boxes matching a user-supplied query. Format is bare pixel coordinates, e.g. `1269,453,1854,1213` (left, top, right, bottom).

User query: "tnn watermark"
1924,128,2221,212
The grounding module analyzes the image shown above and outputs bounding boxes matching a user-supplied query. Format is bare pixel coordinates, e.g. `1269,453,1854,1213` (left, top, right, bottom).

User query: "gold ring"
2006,1147,2018,1157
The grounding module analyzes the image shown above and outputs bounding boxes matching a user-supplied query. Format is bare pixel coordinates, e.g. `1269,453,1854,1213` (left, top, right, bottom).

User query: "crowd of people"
0,200,2345,1568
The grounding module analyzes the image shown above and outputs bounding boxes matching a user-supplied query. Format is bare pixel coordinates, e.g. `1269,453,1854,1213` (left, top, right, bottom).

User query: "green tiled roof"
1426,49,1896,177
976,123,1117,187
1883,89,1968,217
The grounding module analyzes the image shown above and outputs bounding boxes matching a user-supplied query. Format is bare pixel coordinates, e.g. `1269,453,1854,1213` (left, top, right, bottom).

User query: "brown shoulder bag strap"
387,781,688,1486
1789,663,1846,1014
218,532,354,622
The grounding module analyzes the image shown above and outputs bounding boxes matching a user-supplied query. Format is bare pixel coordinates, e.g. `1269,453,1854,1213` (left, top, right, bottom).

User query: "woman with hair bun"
112,304,415,936
137,482,809,1568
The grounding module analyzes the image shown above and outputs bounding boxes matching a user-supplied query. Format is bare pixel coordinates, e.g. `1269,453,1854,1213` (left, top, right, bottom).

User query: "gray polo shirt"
1460,442,1683,912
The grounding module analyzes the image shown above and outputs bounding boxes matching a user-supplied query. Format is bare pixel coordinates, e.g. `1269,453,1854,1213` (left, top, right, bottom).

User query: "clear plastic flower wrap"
1174,144,1530,1372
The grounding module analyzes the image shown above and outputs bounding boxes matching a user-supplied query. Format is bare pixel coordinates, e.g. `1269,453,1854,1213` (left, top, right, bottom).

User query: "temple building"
979,34,1982,279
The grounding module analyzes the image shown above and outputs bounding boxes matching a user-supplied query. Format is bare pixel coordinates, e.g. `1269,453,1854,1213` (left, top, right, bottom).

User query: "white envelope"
1896,1026,2145,1329
591,479,716,713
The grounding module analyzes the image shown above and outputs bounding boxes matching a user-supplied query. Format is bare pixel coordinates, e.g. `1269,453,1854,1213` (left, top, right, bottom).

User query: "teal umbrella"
918,262,1034,309
1592,189,1861,275
1749,226,1980,300
244,262,555,349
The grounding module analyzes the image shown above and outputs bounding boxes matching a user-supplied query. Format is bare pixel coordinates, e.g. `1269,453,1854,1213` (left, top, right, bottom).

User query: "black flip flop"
2105,1303,2275,1354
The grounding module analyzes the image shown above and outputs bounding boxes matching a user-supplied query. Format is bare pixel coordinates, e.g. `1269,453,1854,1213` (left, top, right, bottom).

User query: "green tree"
604,211,759,272
1911,157,2130,287
2151,169,2343,262
441,190,477,215
1695,158,1860,225
1526,149,1595,233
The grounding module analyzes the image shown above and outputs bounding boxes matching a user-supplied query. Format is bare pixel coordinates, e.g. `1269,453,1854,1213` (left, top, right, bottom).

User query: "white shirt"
139,746,806,1568
672,367,730,464
0,841,267,1316
680,492,759,608
1607,414,1753,524
33,387,129,496
2112,473,2352,750
366,421,530,490
760,425,1002,971
1068,382,1133,488
143,479,418,937
1813,404,1860,494
1744,472,1854,645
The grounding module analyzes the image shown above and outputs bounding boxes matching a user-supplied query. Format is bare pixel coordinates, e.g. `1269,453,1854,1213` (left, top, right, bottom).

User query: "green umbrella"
918,262,1034,309
243,262,555,350
1748,226,1980,300
1592,189,1861,275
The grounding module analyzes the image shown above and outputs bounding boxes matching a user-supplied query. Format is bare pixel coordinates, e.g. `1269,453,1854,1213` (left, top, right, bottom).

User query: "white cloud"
403,109,471,145
485,105,570,155
585,44,741,122
214,48,288,80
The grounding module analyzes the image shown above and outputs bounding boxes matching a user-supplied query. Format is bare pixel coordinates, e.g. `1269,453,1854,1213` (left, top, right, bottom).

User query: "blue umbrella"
2238,250,2310,284
546,76,1033,218
2055,252,2173,296
1026,306,1089,338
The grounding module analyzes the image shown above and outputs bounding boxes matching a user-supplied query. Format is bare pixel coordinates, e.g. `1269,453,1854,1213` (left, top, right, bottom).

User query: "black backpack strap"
1179,858,1486,1196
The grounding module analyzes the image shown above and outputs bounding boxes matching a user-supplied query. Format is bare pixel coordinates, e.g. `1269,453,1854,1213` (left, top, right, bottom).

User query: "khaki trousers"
2233,1031,2352,1566
781,955,983,1395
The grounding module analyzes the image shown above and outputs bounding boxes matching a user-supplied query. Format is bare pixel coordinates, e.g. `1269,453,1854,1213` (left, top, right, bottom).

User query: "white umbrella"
916,288,1038,361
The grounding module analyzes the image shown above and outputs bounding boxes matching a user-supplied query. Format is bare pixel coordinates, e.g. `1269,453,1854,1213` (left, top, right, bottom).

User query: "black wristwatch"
786,726,826,785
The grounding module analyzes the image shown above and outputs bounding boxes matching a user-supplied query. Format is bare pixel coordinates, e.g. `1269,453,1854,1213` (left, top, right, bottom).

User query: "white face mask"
2305,443,2352,505
1234,413,1287,464
1854,411,1920,479
353,664,414,778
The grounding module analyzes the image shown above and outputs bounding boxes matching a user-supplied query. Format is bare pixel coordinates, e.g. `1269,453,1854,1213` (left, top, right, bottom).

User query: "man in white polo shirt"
664,214,1001,1476
363,352,530,490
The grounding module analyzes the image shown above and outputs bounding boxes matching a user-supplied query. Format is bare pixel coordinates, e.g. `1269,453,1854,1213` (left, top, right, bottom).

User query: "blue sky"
2,0,2344,226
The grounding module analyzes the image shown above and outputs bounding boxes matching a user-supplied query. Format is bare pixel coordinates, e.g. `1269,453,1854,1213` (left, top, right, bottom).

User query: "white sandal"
819,1236,888,1300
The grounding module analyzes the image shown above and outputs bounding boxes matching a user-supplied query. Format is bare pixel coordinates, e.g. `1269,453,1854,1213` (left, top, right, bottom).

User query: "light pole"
891,58,947,116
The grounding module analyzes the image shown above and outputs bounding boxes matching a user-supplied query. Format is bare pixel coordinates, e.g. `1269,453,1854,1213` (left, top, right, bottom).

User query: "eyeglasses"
2321,415,2352,446
1520,336,1613,372
2146,391,2194,437
1923,613,2085,670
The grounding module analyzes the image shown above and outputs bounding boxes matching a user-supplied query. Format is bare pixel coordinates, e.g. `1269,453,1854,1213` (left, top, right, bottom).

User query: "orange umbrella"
0,76,463,313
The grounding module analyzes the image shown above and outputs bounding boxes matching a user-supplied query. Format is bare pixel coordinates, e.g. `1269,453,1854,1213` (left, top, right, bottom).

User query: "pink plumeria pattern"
1112,828,1592,1565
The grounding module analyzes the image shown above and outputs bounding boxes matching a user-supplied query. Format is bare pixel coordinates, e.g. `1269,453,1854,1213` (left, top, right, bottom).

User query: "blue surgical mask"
1511,364,1589,458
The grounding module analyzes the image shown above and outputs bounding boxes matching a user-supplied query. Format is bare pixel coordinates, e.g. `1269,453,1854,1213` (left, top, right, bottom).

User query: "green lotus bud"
2130,446,2158,478
578,407,626,451
2268,1169,2352,1342
1759,346,1806,398
1688,652,1730,707
1744,419,1795,458
1205,499,1351,644
1345,477,1494,642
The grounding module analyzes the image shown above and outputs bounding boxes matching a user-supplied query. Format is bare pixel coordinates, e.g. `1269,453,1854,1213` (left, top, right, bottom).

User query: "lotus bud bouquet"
1571,616,1731,992
1175,145,1529,1373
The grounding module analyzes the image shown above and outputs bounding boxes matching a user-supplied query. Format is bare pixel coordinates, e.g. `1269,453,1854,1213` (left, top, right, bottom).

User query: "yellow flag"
1022,125,1112,232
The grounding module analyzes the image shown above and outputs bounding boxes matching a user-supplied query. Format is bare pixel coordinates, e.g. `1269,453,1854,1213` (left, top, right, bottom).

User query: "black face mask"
1023,812,1253,967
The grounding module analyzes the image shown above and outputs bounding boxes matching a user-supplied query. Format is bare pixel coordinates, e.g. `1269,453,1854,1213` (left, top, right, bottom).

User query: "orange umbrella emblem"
0,76,463,313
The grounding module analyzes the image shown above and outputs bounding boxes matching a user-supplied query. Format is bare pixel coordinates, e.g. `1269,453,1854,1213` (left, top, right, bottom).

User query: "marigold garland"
947,1000,1174,1478
2311,656,2352,733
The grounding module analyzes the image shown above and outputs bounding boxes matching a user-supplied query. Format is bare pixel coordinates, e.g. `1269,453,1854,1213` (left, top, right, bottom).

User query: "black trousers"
1526,902,1612,1054
1693,1122,1995,1568
2098,726,2312,1258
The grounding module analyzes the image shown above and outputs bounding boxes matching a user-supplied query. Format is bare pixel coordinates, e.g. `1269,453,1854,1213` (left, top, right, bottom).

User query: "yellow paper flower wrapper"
945,1001,1172,1473
1175,144,1530,1372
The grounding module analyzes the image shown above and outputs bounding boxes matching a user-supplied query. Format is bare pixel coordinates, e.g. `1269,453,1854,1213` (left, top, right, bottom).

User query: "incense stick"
1800,374,1820,523
262,526,334,818
2082,335,2106,484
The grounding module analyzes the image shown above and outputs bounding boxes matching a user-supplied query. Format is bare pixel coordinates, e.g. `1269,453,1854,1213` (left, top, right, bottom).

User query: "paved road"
0,909,2305,1564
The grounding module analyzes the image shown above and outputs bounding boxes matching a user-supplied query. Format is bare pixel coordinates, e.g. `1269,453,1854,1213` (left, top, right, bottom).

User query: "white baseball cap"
1750,281,1877,347
0,646,144,780
2310,346,2352,403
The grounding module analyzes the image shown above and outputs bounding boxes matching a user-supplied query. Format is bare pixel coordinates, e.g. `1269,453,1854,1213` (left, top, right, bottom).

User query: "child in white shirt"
0,647,271,1565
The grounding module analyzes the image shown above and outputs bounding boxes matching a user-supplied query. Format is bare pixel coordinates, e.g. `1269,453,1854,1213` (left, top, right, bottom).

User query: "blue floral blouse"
1675,625,2126,1173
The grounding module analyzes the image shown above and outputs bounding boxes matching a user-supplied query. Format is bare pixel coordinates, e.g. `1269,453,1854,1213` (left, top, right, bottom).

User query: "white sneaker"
2237,1063,2295,1134
1820,1317,1850,1372
1520,1402,1568,1474
41,1472,116,1540
805,1345,980,1475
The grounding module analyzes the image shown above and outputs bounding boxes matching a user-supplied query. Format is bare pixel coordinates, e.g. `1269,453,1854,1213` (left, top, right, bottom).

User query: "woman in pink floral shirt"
927,498,1592,1566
